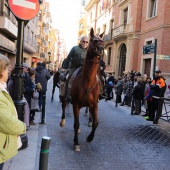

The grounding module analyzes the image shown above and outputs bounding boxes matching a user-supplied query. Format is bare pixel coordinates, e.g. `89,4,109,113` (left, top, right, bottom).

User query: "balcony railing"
103,33,112,42
112,24,127,38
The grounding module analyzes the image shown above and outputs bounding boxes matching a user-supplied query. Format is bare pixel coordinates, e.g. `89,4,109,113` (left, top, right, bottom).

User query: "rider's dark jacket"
63,44,87,69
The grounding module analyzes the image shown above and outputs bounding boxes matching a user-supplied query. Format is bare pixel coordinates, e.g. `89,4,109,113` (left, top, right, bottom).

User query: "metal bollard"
41,95,46,124
39,136,51,170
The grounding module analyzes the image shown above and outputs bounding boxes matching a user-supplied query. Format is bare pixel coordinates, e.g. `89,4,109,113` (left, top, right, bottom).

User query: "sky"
46,0,81,52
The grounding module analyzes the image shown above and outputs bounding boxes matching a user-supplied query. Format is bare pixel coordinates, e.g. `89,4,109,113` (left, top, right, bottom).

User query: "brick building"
85,0,170,83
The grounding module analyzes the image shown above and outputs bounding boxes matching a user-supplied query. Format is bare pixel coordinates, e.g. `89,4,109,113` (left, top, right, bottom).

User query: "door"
118,44,126,76
144,59,151,77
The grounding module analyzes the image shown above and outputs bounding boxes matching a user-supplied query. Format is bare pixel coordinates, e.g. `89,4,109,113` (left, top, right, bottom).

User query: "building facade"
85,0,170,83
0,0,17,68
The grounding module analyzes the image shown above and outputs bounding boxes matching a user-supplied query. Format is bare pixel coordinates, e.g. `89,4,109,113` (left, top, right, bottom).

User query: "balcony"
0,34,16,52
103,33,112,42
40,53,45,58
0,16,17,39
112,24,131,40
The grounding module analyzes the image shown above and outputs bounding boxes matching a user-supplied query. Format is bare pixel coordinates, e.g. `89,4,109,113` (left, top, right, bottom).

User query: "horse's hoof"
86,136,93,143
74,145,80,152
88,122,92,127
78,128,81,134
60,119,65,127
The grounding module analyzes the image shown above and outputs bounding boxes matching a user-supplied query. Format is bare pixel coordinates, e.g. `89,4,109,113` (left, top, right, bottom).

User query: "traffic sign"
143,43,155,55
8,0,39,20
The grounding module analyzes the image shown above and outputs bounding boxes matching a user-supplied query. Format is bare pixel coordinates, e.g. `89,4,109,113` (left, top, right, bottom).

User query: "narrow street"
45,78,170,170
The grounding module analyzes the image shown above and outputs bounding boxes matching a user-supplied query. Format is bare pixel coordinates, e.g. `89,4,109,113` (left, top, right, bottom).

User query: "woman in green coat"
0,54,26,169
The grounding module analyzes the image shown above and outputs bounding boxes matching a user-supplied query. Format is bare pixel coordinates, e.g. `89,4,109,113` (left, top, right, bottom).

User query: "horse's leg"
86,104,98,143
88,108,93,127
60,96,67,127
73,104,80,152
84,106,89,116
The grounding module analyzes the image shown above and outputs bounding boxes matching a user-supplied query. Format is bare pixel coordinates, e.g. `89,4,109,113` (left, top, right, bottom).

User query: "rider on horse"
62,36,89,98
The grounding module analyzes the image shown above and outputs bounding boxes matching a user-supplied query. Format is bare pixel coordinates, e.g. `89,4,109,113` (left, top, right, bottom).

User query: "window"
107,47,112,65
147,0,157,19
150,0,157,17
146,40,152,45
124,8,128,25
110,20,114,36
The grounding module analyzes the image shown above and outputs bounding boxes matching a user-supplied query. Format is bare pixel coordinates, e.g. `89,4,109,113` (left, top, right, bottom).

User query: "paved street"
45,78,170,170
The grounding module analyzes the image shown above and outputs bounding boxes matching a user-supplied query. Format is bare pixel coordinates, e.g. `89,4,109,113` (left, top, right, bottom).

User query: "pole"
41,95,46,124
12,19,28,149
39,136,51,170
153,39,157,78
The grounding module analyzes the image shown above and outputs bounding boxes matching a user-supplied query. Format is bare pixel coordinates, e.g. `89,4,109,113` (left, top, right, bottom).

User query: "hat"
155,70,161,73
23,63,29,68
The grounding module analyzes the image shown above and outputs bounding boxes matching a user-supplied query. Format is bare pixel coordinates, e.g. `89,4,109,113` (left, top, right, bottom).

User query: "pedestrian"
142,77,152,117
131,78,143,115
105,73,114,100
125,76,134,106
29,69,42,125
0,54,26,169
23,63,35,109
115,76,123,107
35,62,51,110
150,70,166,124
144,80,153,120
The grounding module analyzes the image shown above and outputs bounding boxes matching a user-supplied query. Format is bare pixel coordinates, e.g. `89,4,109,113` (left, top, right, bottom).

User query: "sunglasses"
82,41,89,43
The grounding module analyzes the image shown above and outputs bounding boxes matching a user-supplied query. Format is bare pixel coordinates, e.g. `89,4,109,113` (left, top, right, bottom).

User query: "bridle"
85,76,98,94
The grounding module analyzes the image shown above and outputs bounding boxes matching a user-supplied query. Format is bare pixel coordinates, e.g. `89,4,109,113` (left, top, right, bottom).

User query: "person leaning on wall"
0,54,26,170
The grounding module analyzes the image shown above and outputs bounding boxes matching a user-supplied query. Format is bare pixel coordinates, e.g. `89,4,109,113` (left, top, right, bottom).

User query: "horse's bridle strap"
85,77,98,94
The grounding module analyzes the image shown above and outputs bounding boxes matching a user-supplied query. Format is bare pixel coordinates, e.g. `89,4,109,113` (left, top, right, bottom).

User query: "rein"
85,77,98,94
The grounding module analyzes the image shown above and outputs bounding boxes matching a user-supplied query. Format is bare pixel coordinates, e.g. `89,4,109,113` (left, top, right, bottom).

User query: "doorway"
118,43,126,76
144,59,151,78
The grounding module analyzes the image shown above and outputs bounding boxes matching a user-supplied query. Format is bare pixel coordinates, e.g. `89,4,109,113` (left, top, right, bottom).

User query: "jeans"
38,91,46,109
0,163,4,170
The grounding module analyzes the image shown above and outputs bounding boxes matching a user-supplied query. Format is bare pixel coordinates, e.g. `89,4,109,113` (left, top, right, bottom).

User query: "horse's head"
89,28,105,58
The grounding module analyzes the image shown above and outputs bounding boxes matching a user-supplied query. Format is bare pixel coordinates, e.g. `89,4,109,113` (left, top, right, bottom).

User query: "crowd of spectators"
105,70,168,125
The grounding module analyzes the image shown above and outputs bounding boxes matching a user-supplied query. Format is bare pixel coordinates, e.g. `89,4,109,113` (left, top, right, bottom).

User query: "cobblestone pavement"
45,78,170,170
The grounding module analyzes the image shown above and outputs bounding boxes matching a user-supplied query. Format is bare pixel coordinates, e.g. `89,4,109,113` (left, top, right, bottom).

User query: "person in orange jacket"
150,70,166,124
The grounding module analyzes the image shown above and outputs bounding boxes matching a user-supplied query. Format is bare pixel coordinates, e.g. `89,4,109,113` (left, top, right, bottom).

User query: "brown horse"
60,28,104,151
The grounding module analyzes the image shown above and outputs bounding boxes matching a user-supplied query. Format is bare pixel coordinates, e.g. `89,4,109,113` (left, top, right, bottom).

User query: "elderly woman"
0,54,26,170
